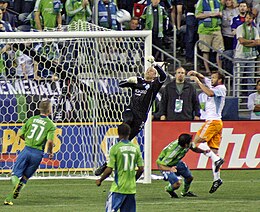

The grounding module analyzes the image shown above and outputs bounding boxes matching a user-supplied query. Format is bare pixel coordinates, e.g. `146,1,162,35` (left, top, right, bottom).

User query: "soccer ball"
147,55,155,63
116,9,131,23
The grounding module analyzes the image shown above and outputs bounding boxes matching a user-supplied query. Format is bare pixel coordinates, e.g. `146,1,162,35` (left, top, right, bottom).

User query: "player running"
4,99,56,206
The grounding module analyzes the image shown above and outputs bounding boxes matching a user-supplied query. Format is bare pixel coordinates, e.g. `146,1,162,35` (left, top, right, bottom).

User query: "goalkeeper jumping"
95,56,167,176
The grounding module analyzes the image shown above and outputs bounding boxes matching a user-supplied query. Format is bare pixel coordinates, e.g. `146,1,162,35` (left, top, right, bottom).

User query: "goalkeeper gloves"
147,55,156,66
127,76,138,84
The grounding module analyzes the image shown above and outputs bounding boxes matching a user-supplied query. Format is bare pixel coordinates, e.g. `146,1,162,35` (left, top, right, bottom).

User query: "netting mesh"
0,23,149,178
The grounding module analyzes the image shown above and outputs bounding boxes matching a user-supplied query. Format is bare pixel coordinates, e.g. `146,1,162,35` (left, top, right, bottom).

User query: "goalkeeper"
4,99,56,206
157,133,209,198
95,56,167,176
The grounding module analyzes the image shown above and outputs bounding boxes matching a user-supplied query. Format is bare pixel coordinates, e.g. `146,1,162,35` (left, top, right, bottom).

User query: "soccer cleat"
165,186,178,198
181,191,197,197
94,162,107,176
214,158,224,172
13,182,23,199
4,200,13,206
209,179,223,193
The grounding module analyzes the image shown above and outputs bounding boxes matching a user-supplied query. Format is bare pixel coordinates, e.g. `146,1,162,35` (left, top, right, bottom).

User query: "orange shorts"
196,120,223,149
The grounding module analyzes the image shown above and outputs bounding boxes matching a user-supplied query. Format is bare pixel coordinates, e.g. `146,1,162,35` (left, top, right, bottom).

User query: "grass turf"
1,170,260,212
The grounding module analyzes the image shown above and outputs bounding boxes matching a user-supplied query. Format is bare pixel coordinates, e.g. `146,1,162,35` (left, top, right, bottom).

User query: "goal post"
0,30,153,183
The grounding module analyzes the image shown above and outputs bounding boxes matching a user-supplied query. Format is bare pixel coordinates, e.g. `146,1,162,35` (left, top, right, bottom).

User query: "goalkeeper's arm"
119,77,146,90
154,64,167,82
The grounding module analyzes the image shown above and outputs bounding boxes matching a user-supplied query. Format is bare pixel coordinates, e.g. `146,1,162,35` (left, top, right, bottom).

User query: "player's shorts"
106,192,136,212
161,161,192,184
196,120,223,149
12,146,44,179
123,109,146,140
198,31,224,53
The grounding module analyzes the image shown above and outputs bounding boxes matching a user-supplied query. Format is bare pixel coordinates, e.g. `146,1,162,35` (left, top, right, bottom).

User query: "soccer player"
188,70,226,193
157,133,209,198
96,123,144,212
95,56,167,176
4,99,56,206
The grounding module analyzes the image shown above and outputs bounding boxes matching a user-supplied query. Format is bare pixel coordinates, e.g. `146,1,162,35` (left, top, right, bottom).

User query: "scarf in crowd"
242,23,258,58
145,4,164,38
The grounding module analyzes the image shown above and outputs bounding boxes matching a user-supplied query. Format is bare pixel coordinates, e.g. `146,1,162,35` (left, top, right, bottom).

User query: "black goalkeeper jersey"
119,65,167,120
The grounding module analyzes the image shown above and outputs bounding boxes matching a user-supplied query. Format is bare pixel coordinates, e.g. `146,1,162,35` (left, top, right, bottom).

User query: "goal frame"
0,31,152,183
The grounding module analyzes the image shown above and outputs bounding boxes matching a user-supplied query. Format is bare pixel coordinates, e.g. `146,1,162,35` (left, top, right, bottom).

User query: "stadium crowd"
0,0,260,120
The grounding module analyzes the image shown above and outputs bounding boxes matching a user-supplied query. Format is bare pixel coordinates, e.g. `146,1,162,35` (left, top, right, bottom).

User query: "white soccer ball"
147,55,155,63
116,9,131,23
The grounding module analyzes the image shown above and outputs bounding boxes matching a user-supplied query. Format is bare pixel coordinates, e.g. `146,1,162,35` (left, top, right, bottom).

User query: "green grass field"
1,170,260,212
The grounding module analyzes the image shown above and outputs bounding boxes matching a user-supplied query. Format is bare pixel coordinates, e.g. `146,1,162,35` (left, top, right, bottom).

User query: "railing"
152,25,180,70
194,40,232,96
233,60,260,112
194,40,260,113
152,44,181,70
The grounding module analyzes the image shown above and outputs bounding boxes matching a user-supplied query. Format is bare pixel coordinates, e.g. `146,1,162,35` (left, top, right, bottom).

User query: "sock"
6,176,19,201
212,163,220,181
182,179,191,194
166,183,174,192
20,177,28,184
198,143,220,162
11,175,20,187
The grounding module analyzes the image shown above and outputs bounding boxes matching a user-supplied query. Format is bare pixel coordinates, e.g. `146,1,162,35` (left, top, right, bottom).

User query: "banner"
0,78,123,123
0,124,142,171
152,121,260,170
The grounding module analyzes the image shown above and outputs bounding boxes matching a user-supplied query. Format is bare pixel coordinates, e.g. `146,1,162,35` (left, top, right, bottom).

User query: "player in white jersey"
188,70,226,194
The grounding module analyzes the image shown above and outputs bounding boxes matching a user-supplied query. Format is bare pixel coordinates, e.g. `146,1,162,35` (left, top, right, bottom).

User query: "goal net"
0,23,152,183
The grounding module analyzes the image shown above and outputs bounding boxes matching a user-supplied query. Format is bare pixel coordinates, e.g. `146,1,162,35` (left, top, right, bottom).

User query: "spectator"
222,0,239,50
124,16,139,30
33,41,60,79
170,0,183,31
185,0,199,64
247,79,260,119
14,0,36,31
140,0,168,60
65,0,92,25
34,0,62,31
231,1,249,50
0,6,12,32
117,0,135,15
234,11,260,95
160,67,200,121
0,7,12,78
0,0,17,30
92,0,120,30
9,50,40,80
195,0,225,74
253,1,260,33
13,0,36,15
